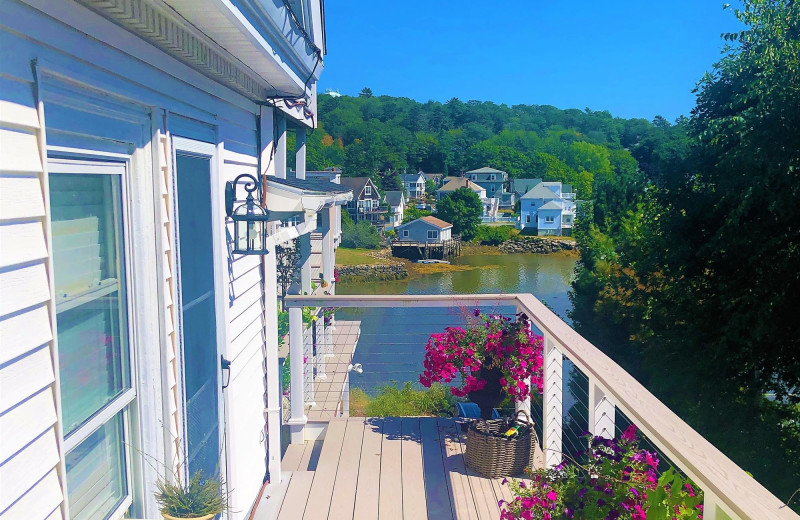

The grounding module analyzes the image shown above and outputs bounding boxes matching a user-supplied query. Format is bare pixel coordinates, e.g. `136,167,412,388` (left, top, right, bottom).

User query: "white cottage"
0,1,346,519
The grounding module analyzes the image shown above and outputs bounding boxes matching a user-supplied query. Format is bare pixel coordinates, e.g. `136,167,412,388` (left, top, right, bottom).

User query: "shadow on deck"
256,417,543,520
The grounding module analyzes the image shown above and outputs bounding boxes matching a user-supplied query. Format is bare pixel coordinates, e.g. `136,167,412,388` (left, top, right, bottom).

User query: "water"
336,252,578,394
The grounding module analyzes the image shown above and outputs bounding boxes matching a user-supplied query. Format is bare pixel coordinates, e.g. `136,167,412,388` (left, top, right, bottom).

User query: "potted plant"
420,310,544,419
156,471,226,520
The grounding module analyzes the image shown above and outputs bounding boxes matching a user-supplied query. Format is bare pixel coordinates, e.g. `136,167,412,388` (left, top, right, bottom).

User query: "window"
490,174,496,180
427,230,438,239
545,216,555,223
50,159,134,520
526,215,531,223
471,174,477,180
491,186,495,192
365,185,372,196
403,230,409,237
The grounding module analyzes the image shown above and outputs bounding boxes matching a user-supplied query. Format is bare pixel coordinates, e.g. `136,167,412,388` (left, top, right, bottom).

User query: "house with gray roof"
465,166,515,209
340,177,387,225
512,178,544,200
401,171,427,200
519,181,577,236
384,190,406,228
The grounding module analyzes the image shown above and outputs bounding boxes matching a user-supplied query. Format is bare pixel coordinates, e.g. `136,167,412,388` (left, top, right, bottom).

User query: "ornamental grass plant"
155,471,227,519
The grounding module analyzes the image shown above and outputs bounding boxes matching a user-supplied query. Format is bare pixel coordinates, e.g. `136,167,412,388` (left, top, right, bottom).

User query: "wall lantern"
225,174,270,255
220,355,232,389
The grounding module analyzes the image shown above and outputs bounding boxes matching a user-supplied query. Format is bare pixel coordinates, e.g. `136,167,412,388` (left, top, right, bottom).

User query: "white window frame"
526,215,531,223
365,185,372,196
545,215,555,223
403,230,409,237
170,136,229,487
490,174,496,181
427,230,438,240
48,156,137,520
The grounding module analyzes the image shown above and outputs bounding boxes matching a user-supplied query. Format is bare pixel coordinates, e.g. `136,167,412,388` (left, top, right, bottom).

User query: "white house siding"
0,1,279,518
0,67,64,520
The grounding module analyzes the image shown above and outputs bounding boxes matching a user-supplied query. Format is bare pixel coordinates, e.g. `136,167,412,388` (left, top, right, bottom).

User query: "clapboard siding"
0,53,63,519
221,151,267,519
0,387,57,464
0,427,60,514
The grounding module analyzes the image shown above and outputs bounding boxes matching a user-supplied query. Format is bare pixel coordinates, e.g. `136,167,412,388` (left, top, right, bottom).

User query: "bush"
349,382,457,417
342,220,381,249
472,225,517,245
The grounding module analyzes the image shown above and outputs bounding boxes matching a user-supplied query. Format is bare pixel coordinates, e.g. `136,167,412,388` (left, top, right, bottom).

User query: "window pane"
50,173,130,435
66,412,127,520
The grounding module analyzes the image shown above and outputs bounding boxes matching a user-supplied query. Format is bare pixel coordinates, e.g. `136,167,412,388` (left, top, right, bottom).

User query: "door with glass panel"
49,159,133,520
173,139,222,480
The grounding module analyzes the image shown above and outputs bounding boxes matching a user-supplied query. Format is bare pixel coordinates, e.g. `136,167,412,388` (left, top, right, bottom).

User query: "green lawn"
335,247,383,266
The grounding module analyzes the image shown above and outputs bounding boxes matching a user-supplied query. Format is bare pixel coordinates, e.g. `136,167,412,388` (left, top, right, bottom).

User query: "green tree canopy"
436,187,483,240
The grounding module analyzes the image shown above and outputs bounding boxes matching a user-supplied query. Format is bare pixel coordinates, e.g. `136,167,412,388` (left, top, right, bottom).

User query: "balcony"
256,294,796,520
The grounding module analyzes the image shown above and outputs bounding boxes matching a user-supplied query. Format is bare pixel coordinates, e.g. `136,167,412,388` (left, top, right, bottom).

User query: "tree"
436,187,482,240
358,87,373,98
341,220,381,249
275,241,300,298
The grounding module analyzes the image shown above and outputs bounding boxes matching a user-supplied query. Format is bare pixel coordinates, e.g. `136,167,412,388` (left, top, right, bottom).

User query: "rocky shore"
337,263,408,282
498,237,577,254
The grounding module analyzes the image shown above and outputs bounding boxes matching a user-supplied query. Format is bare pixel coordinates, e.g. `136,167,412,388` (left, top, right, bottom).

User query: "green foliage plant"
155,471,226,519
472,225,516,245
436,187,483,240
342,219,381,249
350,382,456,417
501,426,703,520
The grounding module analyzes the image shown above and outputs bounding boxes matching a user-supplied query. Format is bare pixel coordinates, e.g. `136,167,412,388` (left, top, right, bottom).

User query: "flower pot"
467,365,505,419
162,513,216,520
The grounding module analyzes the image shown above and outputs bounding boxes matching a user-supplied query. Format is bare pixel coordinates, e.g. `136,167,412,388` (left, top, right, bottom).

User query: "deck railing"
284,293,797,520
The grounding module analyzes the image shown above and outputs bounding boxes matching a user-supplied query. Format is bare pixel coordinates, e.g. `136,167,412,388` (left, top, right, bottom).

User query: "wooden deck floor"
307,320,361,421
261,417,542,520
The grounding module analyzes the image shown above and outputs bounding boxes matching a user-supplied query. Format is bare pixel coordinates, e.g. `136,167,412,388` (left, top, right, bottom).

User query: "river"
335,252,579,395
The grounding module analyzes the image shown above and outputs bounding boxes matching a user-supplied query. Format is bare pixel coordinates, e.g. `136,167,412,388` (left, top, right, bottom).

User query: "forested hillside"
303,90,664,208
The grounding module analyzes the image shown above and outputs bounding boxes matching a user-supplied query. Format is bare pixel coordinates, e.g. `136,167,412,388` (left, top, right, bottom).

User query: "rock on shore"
499,237,577,254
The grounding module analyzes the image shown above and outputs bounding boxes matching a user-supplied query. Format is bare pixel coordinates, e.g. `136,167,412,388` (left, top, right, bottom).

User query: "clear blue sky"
318,1,745,121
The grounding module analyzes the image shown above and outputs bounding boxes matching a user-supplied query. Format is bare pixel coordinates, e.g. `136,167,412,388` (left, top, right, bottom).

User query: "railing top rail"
284,293,518,309
514,293,796,520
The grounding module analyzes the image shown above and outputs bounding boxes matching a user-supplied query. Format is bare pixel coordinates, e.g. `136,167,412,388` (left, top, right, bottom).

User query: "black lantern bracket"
225,173,261,218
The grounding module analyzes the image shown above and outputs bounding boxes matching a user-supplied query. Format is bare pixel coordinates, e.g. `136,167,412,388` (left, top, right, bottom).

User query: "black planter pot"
467,366,505,419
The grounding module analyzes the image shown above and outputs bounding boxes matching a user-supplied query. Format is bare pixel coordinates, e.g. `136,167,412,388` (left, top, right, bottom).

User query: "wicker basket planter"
464,411,538,478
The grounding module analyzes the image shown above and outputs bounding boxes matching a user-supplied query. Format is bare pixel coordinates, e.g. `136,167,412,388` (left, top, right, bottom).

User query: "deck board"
378,417,404,520
277,471,315,520
451,421,500,520
419,418,454,520
328,418,366,519
298,440,323,471
400,418,428,520
281,444,307,472
352,418,383,520
303,418,347,519
437,418,479,520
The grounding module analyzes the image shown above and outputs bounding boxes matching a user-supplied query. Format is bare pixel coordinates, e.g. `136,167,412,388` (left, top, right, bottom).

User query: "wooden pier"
390,237,462,261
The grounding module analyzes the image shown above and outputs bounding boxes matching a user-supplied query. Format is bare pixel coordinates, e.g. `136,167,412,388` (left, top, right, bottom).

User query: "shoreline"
336,238,578,281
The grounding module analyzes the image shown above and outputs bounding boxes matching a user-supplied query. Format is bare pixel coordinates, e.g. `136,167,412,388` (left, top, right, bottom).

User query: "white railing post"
298,232,312,295
316,317,327,380
588,379,615,439
303,323,314,406
287,306,306,443
321,207,333,286
542,335,563,468
515,308,532,419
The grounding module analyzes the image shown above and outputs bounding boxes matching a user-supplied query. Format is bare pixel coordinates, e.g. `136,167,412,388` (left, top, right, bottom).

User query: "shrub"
342,220,381,249
472,225,517,245
350,382,456,417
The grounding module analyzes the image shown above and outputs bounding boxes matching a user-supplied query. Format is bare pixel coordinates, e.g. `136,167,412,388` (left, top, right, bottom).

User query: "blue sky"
318,1,745,121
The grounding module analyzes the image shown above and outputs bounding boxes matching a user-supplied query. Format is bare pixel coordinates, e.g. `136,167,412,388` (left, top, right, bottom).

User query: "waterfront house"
466,166,515,209
519,181,577,235
384,190,406,228
512,177,544,201
0,1,346,519
401,170,427,200
396,216,453,243
340,176,386,225
436,177,487,202
423,171,444,186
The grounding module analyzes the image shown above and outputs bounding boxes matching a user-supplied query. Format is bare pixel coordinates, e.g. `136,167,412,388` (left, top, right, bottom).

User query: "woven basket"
464,410,537,478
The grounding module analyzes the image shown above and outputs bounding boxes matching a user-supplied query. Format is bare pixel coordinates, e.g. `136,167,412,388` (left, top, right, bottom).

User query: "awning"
265,176,352,215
